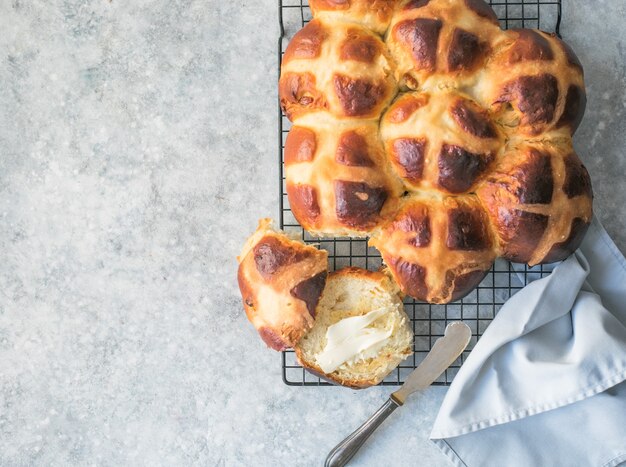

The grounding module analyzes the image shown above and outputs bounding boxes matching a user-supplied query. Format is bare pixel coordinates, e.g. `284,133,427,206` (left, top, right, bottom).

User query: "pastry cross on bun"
237,219,328,350
370,193,496,304
285,115,403,237
308,0,397,35
279,18,397,121
279,0,593,304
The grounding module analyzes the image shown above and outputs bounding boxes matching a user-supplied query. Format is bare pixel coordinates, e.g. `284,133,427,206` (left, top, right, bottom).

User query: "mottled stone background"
0,1,624,465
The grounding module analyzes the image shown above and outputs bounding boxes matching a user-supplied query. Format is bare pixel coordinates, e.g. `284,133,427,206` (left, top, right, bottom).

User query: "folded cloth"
431,216,626,467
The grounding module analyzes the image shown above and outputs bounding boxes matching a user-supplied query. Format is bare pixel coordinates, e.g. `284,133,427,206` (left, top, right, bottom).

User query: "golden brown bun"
380,90,503,194
285,114,403,237
370,194,496,303
277,0,592,303
237,219,328,350
387,0,501,90
279,19,397,121
476,141,593,265
294,268,413,388
308,0,397,35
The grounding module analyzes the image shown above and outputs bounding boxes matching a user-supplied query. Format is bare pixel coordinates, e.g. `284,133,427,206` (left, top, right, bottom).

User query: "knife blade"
325,322,472,467
391,321,472,405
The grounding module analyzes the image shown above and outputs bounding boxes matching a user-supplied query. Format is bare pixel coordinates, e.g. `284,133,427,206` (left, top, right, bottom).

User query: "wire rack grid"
278,0,561,386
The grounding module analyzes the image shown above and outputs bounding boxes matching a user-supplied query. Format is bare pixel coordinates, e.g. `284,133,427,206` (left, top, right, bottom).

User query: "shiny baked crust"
476,141,593,265
237,219,328,350
370,194,497,303
308,0,397,35
285,114,404,236
279,0,593,303
279,19,397,121
380,90,504,194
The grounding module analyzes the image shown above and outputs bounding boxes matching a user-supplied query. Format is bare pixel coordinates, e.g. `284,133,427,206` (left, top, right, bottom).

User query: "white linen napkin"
431,216,626,467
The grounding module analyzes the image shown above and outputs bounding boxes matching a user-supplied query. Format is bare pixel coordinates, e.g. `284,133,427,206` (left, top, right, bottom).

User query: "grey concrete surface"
0,1,624,465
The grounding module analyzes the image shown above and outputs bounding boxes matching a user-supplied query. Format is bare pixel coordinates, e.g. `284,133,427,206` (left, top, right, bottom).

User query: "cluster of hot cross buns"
278,0,592,304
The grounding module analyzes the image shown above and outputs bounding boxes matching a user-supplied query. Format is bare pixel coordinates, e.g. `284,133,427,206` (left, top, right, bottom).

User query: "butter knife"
324,321,472,467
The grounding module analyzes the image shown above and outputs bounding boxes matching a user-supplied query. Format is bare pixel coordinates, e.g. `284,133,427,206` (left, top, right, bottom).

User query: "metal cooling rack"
278,0,561,386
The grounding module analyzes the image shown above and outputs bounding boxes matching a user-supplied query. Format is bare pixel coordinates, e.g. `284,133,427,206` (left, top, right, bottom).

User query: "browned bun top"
280,20,397,121
476,144,592,265
284,116,402,237
370,194,496,304
380,90,502,195
237,220,328,350
276,0,592,303
308,0,398,34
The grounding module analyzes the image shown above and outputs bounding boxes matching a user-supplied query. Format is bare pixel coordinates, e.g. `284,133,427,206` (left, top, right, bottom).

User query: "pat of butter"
316,308,392,374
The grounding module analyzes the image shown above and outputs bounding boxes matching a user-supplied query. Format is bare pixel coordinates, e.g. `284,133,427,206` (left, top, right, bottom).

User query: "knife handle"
324,397,400,467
